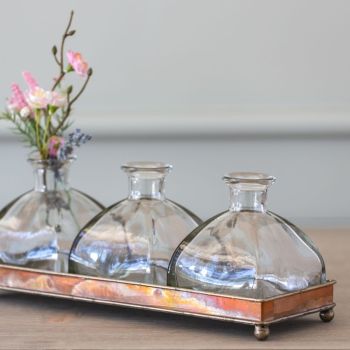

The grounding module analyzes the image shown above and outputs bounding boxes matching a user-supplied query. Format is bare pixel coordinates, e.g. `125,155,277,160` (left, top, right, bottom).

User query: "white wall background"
1,0,350,113
0,0,349,226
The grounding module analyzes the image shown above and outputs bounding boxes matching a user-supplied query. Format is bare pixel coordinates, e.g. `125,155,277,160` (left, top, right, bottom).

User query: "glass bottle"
0,155,104,272
69,161,202,285
168,172,326,299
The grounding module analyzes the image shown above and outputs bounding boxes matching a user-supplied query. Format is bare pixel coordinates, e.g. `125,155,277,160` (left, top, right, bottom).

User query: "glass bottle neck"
128,175,165,200
229,186,267,212
32,163,71,192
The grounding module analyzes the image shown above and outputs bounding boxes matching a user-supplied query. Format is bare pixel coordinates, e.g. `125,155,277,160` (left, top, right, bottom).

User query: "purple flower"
57,129,91,160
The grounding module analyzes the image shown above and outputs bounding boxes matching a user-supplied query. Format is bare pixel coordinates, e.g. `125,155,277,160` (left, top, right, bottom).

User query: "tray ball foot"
254,325,270,341
320,308,334,322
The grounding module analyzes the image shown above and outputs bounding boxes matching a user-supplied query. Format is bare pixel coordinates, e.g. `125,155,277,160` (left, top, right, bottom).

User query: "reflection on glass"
0,156,104,272
168,172,326,298
69,161,202,285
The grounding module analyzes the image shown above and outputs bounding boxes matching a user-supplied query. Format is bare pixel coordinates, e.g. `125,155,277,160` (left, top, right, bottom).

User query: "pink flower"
22,71,38,91
48,136,64,158
51,91,67,107
7,83,28,112
25,86,66,109
27,87,53,109
66,51,89,77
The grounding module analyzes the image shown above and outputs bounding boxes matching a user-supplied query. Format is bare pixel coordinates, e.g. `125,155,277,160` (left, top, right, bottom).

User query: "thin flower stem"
52,74,91,134
70,74,91,105
53,56,60,66
43,112,53,157
34,109,42,156
52,72,65,91
60,11,74,74
52,11,74,91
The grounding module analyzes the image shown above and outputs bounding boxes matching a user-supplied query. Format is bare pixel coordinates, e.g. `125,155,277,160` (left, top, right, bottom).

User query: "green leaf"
66,64,74,73
0,111,37,149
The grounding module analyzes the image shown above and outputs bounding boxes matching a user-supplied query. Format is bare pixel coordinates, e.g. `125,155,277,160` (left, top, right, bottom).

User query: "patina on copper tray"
0,264,335,340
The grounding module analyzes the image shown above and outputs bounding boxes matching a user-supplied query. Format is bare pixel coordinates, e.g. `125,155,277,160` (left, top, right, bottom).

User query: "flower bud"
52,46,58,55
87,68,93,76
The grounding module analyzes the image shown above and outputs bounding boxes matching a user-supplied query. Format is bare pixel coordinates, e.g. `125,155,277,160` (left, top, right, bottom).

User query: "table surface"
0,228,349,350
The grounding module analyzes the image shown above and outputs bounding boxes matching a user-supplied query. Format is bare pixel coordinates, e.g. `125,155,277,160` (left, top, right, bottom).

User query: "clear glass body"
0,156,104,272
168,172,326,299
69,161,202,285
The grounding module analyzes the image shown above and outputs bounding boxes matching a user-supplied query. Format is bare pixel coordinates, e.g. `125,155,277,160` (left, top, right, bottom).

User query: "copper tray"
0,264,335,340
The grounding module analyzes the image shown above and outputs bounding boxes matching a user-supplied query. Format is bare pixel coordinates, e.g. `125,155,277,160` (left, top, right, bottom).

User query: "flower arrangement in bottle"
1,11,92,161
0,11,104,272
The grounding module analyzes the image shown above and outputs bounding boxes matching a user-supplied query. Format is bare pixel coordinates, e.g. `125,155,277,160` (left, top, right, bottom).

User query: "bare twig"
60,11,74,74
52,73,65,91
52,70,92,134
70,70,92,105
51,11,74,91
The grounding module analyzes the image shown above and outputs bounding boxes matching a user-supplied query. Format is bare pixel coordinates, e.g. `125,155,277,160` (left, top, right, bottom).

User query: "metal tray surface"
0,264,335,340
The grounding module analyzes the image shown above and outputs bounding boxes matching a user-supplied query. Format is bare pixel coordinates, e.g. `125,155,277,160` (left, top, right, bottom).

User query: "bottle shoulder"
85,198,199,227
173,209,324,262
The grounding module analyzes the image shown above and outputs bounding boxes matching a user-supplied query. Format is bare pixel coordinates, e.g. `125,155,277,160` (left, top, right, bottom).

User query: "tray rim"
0,263,336,302
0,264,336,327
0,284,336,326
